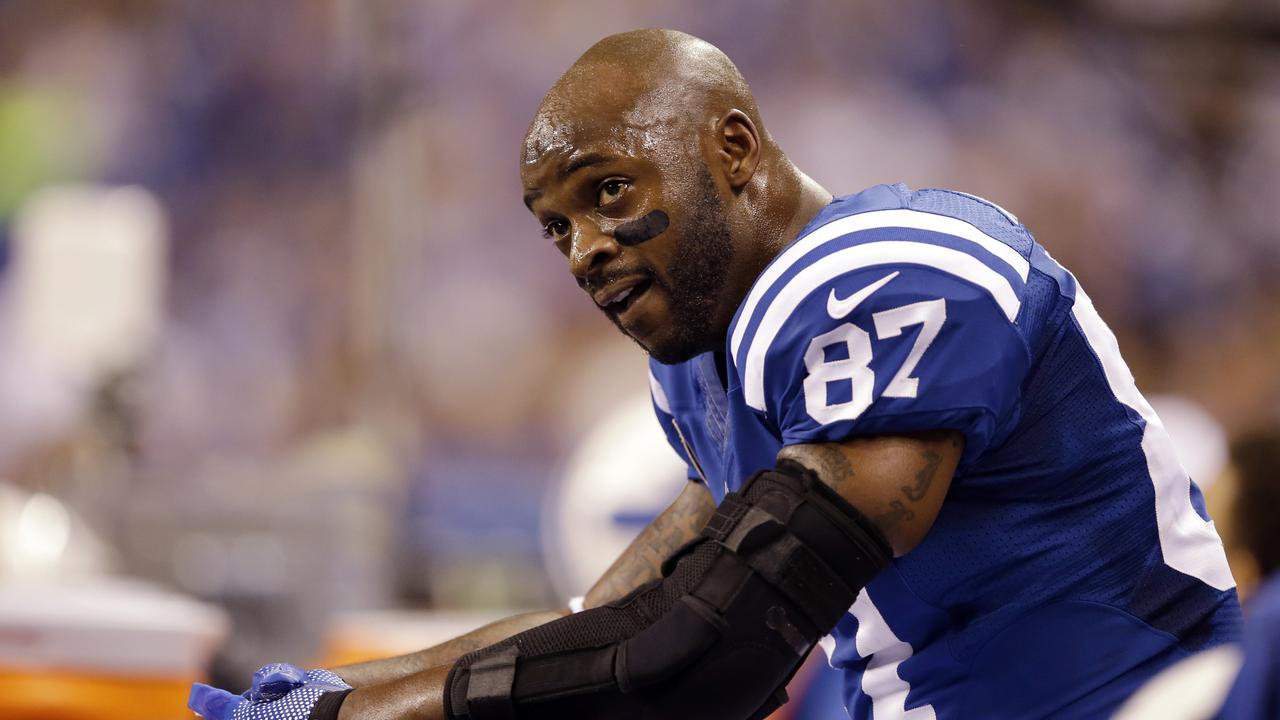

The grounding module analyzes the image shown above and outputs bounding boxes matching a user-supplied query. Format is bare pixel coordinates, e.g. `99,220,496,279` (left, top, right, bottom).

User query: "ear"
715,109,761,191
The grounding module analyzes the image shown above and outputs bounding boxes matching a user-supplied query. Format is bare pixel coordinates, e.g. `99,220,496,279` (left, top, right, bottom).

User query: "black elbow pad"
444,460,892,720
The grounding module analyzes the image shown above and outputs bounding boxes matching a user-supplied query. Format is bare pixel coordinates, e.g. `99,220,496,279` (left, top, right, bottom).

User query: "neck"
777,162,832,247
746,157,832,274
707,158,832,353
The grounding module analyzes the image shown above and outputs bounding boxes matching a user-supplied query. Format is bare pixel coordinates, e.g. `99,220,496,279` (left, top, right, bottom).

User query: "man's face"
521,135,735,364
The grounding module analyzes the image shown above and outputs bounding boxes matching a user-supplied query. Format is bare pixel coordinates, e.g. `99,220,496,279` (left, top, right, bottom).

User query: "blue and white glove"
189,662,353,720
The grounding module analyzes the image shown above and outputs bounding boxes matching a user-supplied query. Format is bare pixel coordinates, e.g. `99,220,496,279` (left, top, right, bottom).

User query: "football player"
192,28,1240,720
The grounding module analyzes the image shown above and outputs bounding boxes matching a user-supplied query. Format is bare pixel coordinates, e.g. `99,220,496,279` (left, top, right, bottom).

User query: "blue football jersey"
648,184,1241,719
1216,574,1280,719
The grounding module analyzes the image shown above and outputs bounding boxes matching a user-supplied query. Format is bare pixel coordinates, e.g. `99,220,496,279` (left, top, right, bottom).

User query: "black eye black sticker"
614,209,669,246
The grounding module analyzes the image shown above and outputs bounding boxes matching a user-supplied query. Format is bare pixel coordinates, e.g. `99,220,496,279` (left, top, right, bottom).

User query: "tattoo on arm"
901,449,941,501
795,443,857,496
873,500,915,536
780,432,961,551
586,484,713,607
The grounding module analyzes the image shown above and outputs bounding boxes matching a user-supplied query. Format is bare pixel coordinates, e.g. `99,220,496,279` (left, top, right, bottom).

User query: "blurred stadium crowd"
0,0,1277,691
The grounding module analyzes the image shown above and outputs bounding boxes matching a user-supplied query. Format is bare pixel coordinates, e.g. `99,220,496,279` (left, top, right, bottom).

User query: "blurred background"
0,0,1278,717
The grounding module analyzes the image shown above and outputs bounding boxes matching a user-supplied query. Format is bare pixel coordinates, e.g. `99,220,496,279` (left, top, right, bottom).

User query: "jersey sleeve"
733,239,1032,464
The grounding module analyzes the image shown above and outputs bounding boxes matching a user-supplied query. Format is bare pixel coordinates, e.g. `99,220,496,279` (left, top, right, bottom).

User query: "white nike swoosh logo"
826,271,900,319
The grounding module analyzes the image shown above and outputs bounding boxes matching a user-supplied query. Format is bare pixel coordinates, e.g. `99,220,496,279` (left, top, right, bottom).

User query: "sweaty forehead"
522,111,679,173
521,65,698,174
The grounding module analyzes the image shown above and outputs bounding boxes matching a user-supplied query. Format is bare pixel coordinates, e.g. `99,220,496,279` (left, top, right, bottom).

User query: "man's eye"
597,179,629,207
542,220,569,239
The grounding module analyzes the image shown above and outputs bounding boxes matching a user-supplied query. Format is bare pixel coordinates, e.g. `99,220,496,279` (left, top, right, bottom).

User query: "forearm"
331,610,567,688
583,479,715,608
337,665,450,720
333,481,712,708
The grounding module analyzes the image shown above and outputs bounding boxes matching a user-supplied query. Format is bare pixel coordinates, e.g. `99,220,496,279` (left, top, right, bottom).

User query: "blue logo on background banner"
0,223,10,276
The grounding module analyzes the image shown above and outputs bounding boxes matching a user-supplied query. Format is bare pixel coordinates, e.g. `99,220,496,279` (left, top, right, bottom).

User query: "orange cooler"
0,579,227,720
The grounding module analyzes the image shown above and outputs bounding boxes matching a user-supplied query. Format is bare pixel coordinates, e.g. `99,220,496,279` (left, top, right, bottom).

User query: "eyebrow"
559,152,612,178
522,152,614,211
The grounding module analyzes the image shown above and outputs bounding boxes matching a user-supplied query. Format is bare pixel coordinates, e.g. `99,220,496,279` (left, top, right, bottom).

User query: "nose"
567,226,621,280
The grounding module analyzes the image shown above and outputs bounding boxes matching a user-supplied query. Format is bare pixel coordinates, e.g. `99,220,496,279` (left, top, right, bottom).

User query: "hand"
189,663,353,720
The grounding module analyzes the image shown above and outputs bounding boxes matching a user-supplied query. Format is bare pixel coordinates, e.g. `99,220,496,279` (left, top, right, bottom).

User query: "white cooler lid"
0,577,228,676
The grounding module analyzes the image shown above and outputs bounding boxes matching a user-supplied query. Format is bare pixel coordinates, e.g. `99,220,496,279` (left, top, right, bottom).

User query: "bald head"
522,29,766,166
519,30,831,363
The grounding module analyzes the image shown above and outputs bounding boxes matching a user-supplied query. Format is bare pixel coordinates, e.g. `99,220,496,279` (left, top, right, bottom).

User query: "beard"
620,164,735,365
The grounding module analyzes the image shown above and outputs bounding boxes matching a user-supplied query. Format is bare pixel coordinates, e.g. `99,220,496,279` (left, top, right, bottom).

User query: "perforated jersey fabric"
647,184,1241,719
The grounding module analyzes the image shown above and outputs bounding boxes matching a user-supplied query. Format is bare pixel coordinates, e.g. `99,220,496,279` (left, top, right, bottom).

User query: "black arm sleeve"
444,460,892,720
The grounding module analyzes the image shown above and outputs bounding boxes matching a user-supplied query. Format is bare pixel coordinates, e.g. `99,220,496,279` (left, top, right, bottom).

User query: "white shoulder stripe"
730,209,1029,362
741,240,1021,412
648,368,672,414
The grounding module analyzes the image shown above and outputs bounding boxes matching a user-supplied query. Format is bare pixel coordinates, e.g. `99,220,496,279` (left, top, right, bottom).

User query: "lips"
594,276,655,322
605,284,638,306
